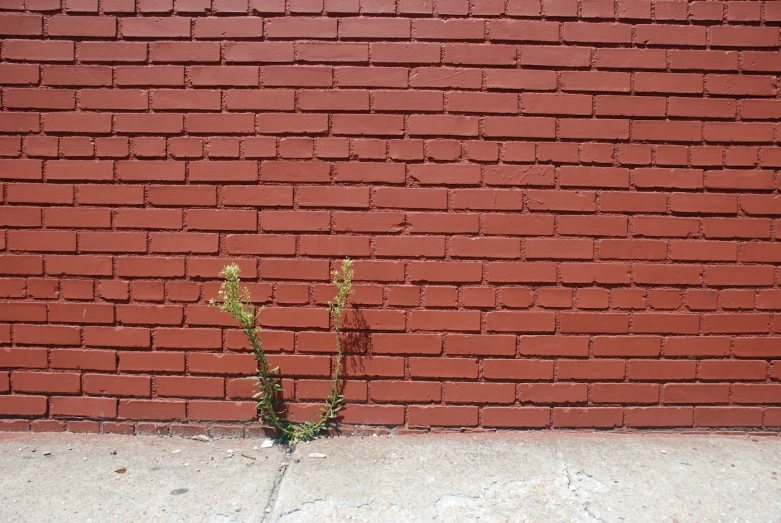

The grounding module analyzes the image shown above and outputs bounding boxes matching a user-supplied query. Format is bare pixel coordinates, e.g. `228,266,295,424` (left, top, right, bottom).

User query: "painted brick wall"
1,0,781,434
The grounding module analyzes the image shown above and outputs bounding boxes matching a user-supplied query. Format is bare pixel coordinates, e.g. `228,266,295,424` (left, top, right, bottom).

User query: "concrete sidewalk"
1,432,780,522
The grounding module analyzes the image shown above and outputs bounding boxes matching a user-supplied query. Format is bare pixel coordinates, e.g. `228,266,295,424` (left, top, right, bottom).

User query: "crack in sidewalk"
555,444,608,523
261,449,292,523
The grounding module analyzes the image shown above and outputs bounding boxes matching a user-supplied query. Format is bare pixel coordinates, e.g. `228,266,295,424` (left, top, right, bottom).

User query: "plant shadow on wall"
211,257,355,447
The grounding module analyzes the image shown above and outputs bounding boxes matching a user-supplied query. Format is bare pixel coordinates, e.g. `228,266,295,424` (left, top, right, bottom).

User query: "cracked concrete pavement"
0,432,285,522
2,432,781,522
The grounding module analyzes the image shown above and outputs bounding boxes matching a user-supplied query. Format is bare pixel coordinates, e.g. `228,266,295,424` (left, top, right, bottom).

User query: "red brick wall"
1,0,781,433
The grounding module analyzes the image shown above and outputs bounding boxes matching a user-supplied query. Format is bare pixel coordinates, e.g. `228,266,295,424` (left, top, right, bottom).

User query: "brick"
443,334,513,357
223,43,292,64
732,384,781,405
186,209,257,231
705,266,774,287
369,381,439,403
13,371,81,394
409,310,480,332
119,352,184,373
663,384,730,404
78,231,147,254
375,236,445,258
31,420,65,433
0,396,47,417
333,404,405,425
225,234,295,256
299,235,370,257
298,91,368,113
8,230,74,253
483,407,551,428
339,17,409,39
67,420,101,433
485,311,555,333
415,19,484,40
76,185,143,206
79,42,147,63
564,22,631,44
579,0,614,18
45,255,112,278
535,142,579,165
150,233,218,254
699,360,766,381
553,407,623,428
522,93,591,116
188,353,255,375
486,262,556,284
559,215,627,237
409,357,477,379
592,336,661,357
408,405,477,427
671,193,737,215
517,383,585,404
703,313,771,334
84,374,150,397
84,326,149,348
444,382,515,404
51,397,116,418
48,15,115,37
0,63,39,85
591,384,659,404
705,122,774,144
120,17,191,38
266,17,336,39
484,359,554,380
260,211,329,232
115,305,182,326
670,240,737,262
0,14,42,35
695,407,762,427
520,336,588,357
119,400,185,420
711,26,779,48
577,288,613,308
626,407,693,428
193,17,262,38
484,116,556,139
3,40,74,62
13,325,79,346
733,338,781,358
188,401,255,421
114,209,182,230
558,359,625,380
343,356,402,377
525,238,594,259
560,313,628,334
150,90,220,111
560,118,629,140
411,68,481,90
409,261,482,284
48,349,115,371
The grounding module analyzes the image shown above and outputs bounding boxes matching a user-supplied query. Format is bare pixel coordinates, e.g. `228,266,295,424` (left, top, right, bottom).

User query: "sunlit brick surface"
1,0,781,430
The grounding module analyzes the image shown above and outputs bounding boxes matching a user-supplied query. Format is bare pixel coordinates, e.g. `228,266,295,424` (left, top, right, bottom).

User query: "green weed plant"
210,258,353,446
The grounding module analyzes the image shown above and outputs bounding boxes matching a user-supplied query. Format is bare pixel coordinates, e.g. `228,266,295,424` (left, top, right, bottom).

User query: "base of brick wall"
2,418,780,440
